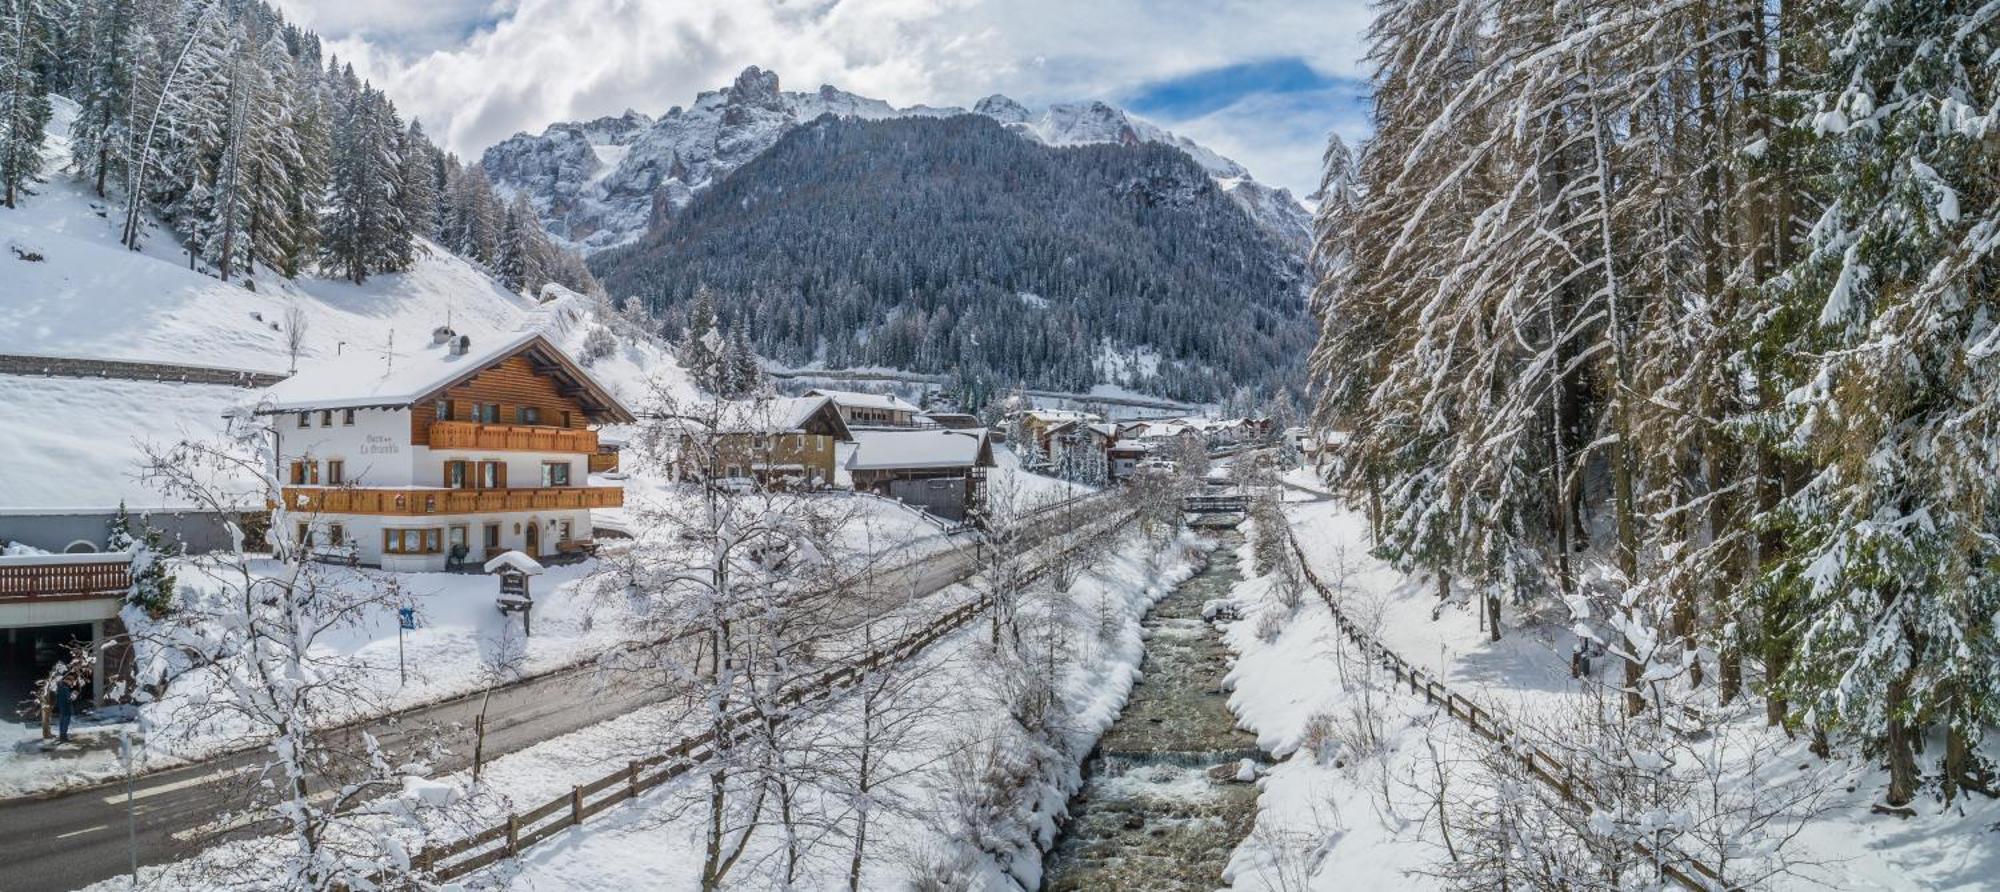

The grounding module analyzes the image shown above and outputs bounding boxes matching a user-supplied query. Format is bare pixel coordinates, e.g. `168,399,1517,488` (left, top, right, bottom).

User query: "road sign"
398,607,416,630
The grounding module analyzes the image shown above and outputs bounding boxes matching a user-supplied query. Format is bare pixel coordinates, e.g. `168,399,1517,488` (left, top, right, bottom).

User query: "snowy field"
1211,470,2000,891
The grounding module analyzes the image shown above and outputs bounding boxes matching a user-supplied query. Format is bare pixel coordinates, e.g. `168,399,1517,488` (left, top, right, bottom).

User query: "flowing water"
1043,530,1264,891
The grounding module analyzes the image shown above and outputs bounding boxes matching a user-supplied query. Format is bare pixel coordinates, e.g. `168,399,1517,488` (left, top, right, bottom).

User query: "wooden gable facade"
409,337,635,445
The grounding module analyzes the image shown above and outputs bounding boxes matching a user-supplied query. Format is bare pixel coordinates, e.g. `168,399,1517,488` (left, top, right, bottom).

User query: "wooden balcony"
430,420,598,454
281,485,624,517
0,554,133,602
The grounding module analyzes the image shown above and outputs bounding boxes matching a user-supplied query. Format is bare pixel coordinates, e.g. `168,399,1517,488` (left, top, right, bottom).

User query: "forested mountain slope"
590,114,1314,403
480,66,1312,256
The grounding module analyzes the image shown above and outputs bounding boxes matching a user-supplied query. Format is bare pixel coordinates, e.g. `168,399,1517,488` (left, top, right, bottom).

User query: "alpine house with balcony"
253,329,636,571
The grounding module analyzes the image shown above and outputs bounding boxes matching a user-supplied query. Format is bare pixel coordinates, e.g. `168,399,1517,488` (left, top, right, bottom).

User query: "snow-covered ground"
0,97,692,516
0,377,254,511
88,523,1207,891
1212,469,2000,891
990,444,1097,510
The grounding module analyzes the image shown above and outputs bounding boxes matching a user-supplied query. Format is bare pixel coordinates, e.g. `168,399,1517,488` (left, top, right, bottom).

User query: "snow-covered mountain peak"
972,94,1033,124
482,66,1311,255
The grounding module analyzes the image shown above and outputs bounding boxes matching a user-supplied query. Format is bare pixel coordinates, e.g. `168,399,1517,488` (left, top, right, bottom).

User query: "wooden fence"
404,504,1140,882
1284,527,1729,891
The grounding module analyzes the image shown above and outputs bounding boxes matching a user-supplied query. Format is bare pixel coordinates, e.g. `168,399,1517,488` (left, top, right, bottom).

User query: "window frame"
342,409,355,426
297,412,310,428
319,410,333,427
326,459,345,485
542,461,571,487
382,527,444,555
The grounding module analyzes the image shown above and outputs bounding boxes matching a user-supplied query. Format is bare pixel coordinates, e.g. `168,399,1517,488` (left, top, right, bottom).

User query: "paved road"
0,496,1109,891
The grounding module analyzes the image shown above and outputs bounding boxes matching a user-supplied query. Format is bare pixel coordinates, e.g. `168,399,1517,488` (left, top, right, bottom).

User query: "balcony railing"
0,554,133,601
430,420,598,453
281,486,623,516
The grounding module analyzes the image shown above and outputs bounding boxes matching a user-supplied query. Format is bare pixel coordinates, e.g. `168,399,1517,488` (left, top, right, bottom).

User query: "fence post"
507,813,520,854
571,785,584,825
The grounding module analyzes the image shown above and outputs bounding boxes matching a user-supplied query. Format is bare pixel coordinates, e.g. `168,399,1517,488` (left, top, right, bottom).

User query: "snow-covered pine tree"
66,0,136,198
394,118,436,243
274,44,325,276
319,75,405,283
679,284,724,394
497,192,550,296
724,315,763,398
0,0,58,208
1768,0,2000,808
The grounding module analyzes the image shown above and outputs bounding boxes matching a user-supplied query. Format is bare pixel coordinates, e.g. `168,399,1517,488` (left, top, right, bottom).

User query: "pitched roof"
693,396,853,440
846,429,994,471
253,331,635,423
803,388,921,414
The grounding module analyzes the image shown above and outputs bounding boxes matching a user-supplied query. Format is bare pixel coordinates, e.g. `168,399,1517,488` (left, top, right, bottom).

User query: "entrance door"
524,521,540,556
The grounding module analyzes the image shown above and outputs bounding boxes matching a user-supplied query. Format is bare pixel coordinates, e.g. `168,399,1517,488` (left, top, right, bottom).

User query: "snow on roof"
0,376,257,511
483,550,546,575
256,330,542,412
252,330,633,421
804,388,920,414
1088,422,1119,437
846,429,991,471
1024,409,1097,424
720,396,842,433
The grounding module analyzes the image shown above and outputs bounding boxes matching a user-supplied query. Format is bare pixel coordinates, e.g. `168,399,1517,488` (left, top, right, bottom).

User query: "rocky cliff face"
481,66,1311,256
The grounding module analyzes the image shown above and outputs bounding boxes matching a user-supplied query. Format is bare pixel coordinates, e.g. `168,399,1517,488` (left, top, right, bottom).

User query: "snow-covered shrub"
1255,606,1287,643
579,323,616,366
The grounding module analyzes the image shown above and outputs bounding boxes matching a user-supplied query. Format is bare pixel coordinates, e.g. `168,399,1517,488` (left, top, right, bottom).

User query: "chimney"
451,334,471,356
432,325,456,345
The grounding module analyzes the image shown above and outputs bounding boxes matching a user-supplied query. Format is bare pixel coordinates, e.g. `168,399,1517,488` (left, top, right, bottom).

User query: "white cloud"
278,0,1374,194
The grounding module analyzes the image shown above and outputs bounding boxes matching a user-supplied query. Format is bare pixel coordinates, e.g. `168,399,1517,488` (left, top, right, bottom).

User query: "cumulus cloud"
278,0,1373,194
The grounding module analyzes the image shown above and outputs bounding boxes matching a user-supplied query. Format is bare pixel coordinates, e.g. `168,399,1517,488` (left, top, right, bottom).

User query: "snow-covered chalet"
255,329,635,571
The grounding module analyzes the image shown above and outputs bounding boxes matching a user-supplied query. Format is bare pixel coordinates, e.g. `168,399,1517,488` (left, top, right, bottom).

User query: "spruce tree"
0,0,56,208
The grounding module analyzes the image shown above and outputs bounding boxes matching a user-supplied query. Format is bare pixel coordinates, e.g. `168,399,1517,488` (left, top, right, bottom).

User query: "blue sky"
281,0,1376,197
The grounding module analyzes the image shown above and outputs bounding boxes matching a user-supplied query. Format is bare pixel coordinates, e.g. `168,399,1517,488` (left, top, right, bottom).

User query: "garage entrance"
0,623,95,723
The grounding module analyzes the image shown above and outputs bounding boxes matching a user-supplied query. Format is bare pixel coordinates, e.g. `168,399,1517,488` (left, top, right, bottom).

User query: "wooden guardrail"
403,503,1141,883
1283,525,1729,891
0,554,133,600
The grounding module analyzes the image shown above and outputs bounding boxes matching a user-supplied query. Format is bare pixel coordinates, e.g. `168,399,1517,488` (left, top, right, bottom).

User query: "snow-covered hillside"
481,66,1312,256
0,98,686,512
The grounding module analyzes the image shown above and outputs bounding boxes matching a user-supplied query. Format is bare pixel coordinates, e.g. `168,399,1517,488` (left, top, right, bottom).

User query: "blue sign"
398,607,416,631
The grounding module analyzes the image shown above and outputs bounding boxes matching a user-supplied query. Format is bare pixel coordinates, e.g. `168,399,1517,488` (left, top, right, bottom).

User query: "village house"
1014,408,1101,464
674,396,854,489
803,388,923,428
846,429,997,521
1107,442,1151,481
255,329,635,572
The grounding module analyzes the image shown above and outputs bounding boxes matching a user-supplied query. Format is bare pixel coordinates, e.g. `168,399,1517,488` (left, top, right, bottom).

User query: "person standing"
54,673,76,744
